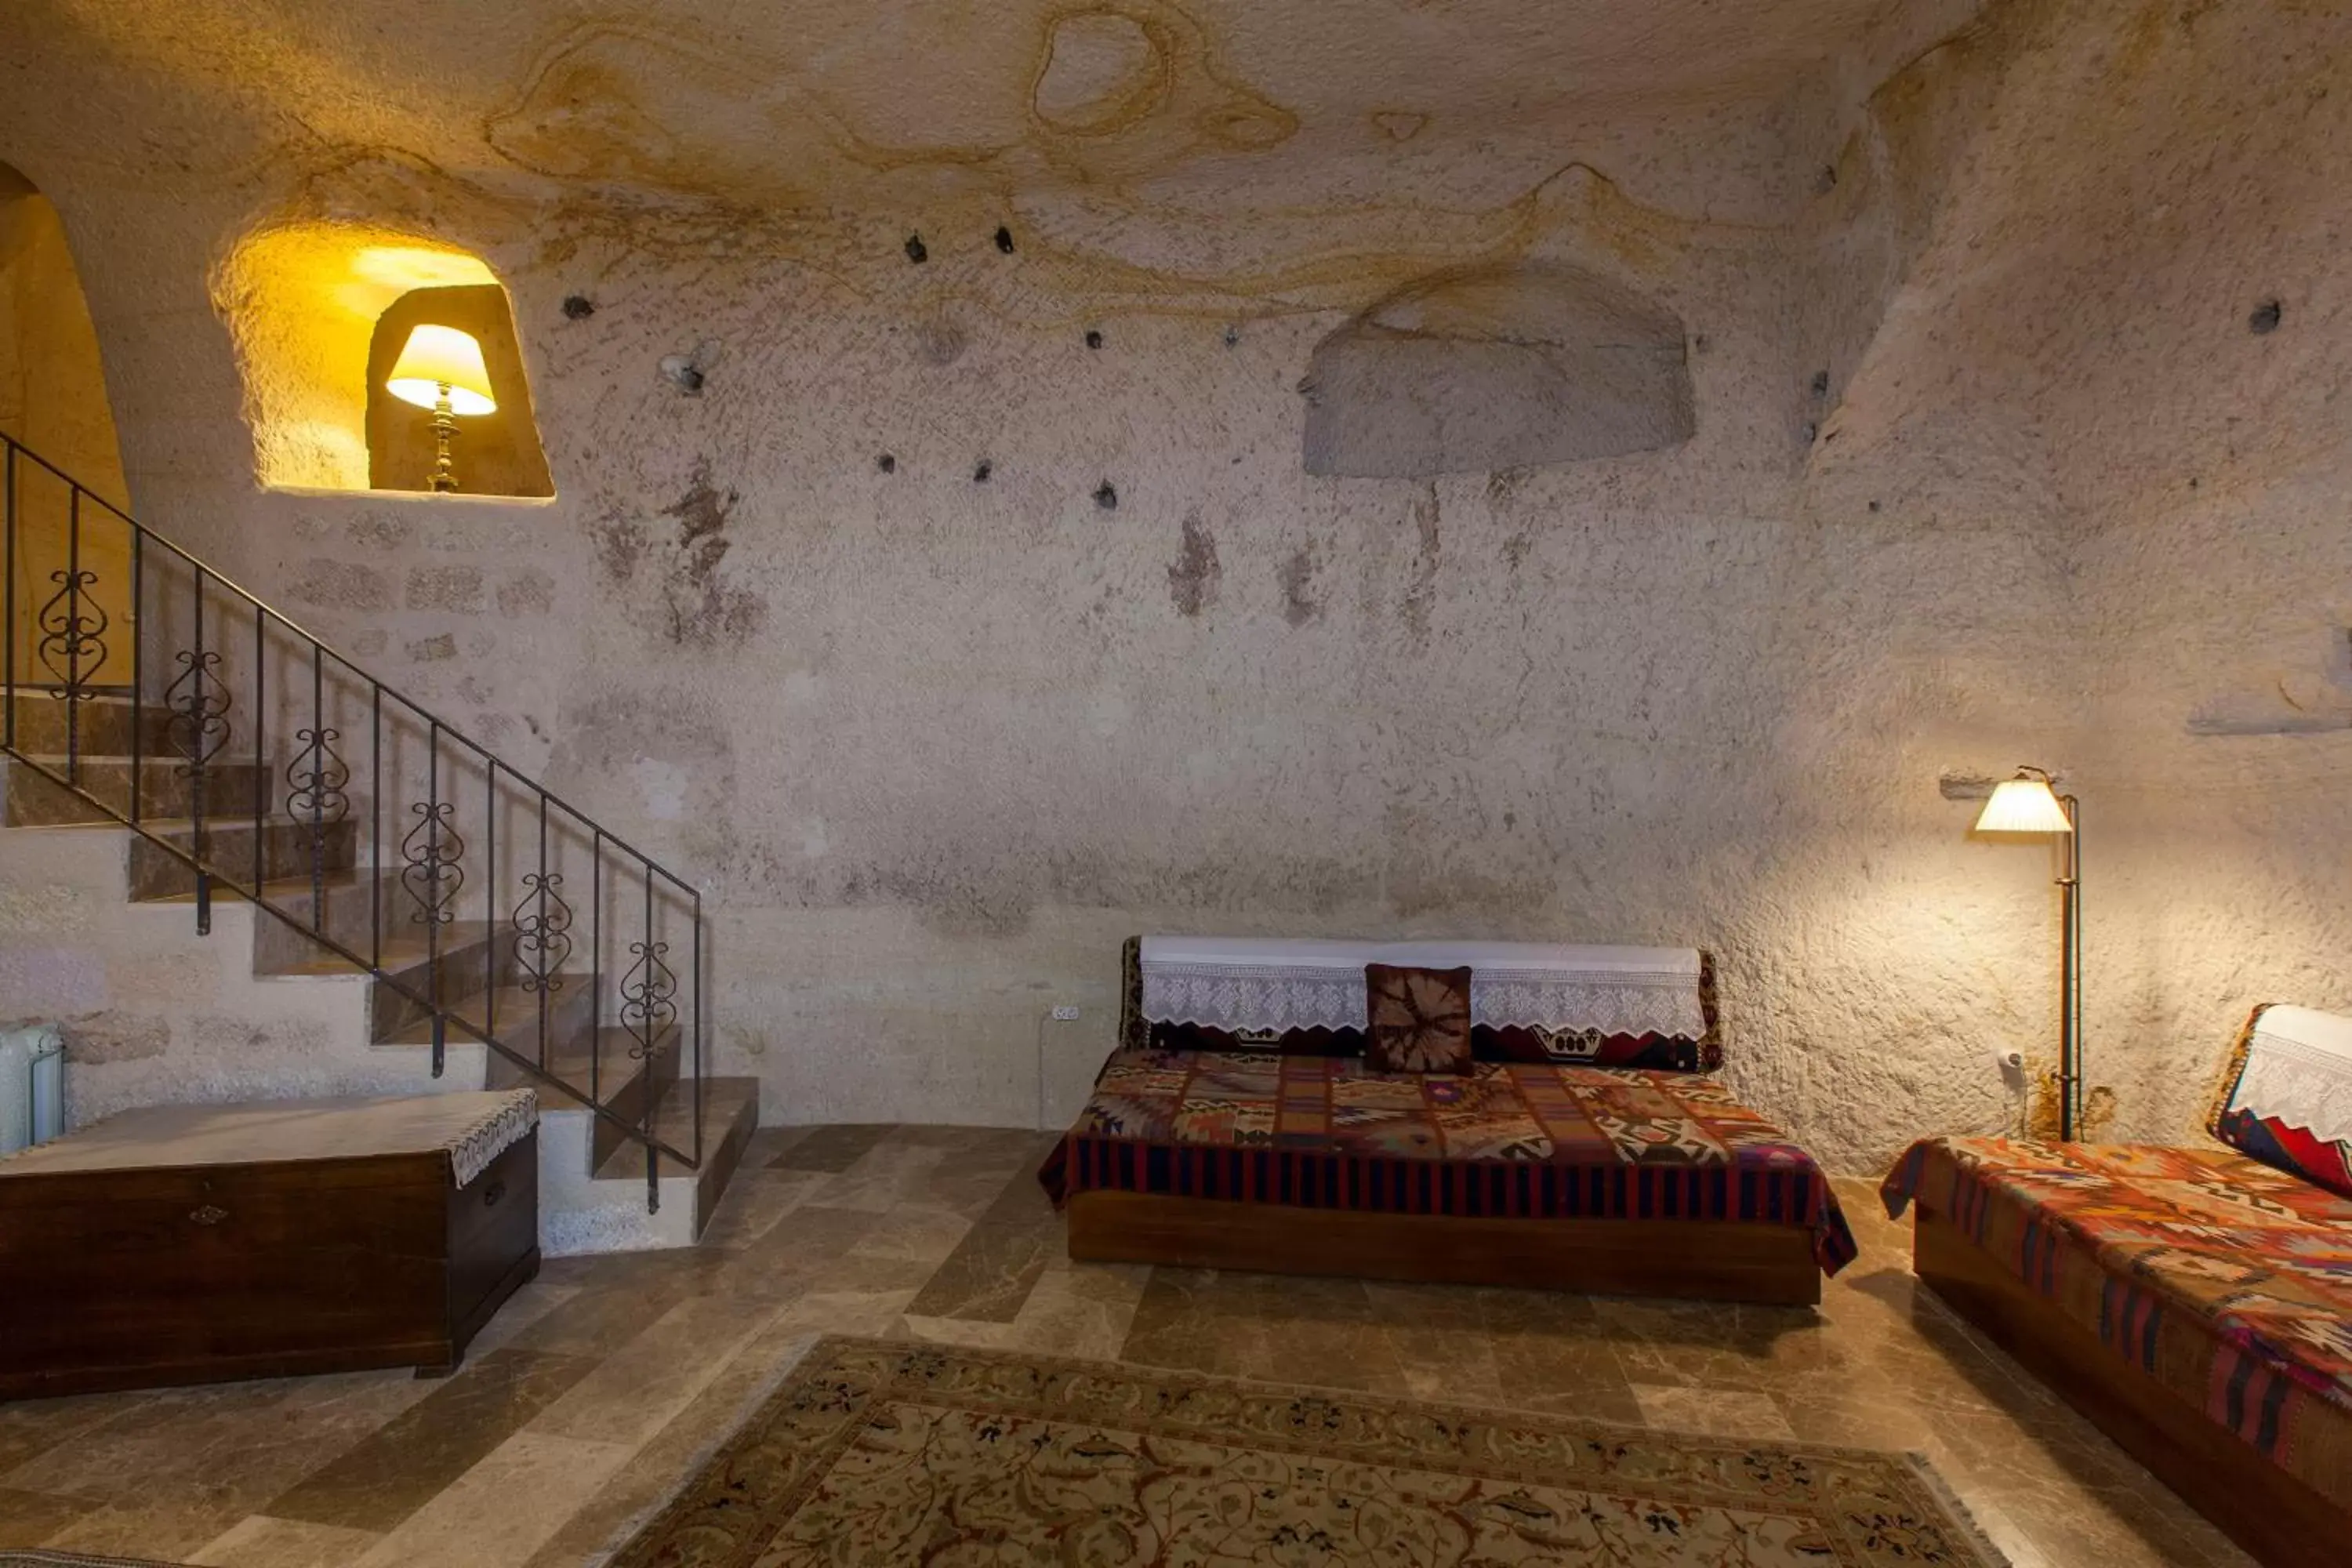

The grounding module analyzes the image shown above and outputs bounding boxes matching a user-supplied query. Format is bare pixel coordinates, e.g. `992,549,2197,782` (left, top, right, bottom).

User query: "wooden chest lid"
0,1090,537,1187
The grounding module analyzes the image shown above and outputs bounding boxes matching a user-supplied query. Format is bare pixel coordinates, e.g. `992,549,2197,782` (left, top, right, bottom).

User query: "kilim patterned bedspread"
1883,1137,2352,1507
1040,1048,1857,1275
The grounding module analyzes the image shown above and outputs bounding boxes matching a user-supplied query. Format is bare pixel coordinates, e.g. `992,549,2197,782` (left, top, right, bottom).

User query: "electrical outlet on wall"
1050,1006,1081,1022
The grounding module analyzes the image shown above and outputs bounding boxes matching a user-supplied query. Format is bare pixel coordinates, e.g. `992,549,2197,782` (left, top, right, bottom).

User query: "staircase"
0,432,757,1251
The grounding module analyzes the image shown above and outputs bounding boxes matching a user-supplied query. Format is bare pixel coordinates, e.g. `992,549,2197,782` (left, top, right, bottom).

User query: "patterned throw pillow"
2212,1003,2352,1198
1364,964,1474,1075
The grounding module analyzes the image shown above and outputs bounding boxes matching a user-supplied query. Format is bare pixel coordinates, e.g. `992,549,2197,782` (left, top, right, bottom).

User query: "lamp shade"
387,325,496,416
1974,775,2072,834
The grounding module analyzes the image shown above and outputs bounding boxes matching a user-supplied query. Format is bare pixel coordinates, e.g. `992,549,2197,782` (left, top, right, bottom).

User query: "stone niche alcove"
1301,262,1695,478
214,224,552,498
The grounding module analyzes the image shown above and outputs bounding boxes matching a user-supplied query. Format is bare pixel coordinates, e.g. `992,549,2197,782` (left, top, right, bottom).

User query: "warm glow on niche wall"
212,224,550,496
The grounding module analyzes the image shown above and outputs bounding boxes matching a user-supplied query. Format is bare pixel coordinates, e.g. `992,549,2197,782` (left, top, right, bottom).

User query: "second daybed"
1040,937,1855,1305
1882,1003,2352,1568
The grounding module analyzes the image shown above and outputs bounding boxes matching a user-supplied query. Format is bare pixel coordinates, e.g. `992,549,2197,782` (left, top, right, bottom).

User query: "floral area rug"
609,1336,2006,1566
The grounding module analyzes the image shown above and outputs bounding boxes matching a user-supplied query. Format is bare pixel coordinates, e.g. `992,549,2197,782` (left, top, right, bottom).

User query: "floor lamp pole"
2057,793,2081,1141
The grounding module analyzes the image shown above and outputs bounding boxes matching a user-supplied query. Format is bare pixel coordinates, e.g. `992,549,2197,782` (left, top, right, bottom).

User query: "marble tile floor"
0,1123,2253,1567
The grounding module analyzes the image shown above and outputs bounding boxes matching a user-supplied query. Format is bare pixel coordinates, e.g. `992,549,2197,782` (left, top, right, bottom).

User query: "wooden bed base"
1067,1190,1822,1305
1914,1208,2350,1568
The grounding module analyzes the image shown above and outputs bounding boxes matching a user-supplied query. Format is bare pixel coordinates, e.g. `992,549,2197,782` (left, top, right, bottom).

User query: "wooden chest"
0,1092,540,1399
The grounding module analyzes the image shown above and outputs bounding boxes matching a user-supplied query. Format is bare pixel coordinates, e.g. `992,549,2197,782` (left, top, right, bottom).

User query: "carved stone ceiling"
15,0,1959,221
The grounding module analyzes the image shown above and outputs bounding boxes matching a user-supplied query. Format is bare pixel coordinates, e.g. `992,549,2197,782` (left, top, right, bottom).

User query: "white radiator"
0,1024,65,1156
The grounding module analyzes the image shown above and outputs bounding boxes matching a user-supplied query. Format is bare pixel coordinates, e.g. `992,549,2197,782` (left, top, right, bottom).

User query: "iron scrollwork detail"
514,871,572,994
400,800,466,926
285,727,350,825
619,939,677,1060
36,568,109,696
163,649,231,770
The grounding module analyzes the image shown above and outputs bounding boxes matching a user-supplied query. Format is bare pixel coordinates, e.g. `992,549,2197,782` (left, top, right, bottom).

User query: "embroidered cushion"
2212,1004,2352,1198
1364,964,1474,1074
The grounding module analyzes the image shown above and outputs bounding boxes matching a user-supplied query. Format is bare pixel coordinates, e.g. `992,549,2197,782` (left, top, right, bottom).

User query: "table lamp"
387,325,497,493
1973,766,2082,1138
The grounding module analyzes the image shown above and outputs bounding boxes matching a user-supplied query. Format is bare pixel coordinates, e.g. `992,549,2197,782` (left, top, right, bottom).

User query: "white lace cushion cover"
1137,938,1706,1040
2230,1005,2352,1147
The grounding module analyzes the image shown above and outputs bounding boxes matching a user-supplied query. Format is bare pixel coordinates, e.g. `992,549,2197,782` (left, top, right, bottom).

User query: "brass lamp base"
429,383,459,493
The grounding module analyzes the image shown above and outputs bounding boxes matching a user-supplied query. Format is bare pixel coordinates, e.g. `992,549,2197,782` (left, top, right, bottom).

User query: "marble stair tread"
383,978,593,1048
267,918,499,978
4,752,264,767
1,690,179,752
592,1075,758,1179
109,815,341,845
493,1025,677,1102
142,866,375,904
4,759,272,826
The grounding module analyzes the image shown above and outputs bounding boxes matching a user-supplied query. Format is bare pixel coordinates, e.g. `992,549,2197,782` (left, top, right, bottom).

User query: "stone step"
240,868,398,974
266,916,520,1034
125,817,359,900
389,976,597,1065
2,689,176,756
591,1075,760,1239
4,755,270,826
492,1022,682,1171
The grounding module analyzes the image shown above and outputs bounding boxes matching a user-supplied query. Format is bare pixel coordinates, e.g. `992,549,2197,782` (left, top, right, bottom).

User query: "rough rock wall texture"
0,0,2342,1169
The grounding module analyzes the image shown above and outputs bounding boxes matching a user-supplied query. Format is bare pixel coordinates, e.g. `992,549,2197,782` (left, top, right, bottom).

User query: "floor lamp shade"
1975,776,2073,835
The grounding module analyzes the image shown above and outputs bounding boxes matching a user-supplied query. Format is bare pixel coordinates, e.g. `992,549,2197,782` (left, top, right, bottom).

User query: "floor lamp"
1974,767,2082,1139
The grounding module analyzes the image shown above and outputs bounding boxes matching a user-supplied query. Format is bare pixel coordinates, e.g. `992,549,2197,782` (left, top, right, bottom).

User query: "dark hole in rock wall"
1299,263,1693,477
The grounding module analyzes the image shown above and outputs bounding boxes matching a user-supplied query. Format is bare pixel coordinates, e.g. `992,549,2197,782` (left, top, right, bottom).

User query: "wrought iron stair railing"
1,430,703,1208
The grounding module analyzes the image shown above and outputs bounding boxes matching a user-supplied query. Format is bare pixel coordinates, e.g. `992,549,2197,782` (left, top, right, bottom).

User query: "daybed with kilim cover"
1882,1004,2352,1568
1039,938,1856,1305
